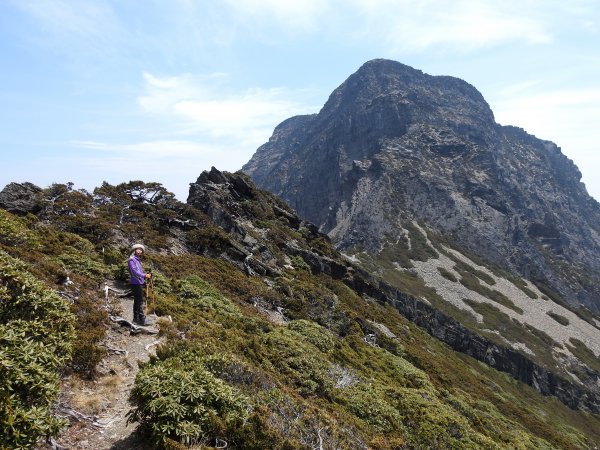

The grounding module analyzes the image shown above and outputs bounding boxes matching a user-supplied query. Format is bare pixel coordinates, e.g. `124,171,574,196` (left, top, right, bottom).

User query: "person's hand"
145,273,152,279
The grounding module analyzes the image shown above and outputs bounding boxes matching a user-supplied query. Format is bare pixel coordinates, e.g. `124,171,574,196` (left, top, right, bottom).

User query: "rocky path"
49,295,162,450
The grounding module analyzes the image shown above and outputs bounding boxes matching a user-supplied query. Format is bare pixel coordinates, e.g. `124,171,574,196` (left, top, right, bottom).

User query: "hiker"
128,243,152,326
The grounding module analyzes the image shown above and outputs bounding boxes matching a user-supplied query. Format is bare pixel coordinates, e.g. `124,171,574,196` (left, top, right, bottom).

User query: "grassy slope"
1,182,600,448
355,222,600,382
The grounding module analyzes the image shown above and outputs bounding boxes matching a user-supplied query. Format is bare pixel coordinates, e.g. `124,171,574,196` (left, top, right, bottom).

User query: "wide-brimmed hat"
131,243,146,252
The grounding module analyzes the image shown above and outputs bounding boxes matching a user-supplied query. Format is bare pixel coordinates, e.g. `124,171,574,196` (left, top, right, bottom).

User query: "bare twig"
315,427,324,450
56,404,107,428
215,438,228,449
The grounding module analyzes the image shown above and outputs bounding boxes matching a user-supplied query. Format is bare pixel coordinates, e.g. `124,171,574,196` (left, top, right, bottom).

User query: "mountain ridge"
243,58,600,313
2,171,600,448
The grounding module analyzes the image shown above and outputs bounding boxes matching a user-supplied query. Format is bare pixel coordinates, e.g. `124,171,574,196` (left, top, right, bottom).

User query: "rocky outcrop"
187,168,600,413
0,182,42,215
186,167,325,277
243,59,600,312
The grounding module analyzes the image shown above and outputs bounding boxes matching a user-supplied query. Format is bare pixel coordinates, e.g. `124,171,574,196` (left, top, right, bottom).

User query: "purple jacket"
128,255,146,285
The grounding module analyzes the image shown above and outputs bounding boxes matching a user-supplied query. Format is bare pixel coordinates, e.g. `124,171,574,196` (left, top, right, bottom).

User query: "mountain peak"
243,59,600,313
318,59,496,142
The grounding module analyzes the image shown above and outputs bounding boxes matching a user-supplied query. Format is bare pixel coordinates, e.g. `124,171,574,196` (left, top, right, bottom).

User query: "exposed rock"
186,167,323,276
0,182,42,215
243,58,600,312
293,240,600,413
186,170,600,411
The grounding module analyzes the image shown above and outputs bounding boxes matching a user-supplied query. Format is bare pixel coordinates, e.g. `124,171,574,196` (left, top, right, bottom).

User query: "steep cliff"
243,59,600,313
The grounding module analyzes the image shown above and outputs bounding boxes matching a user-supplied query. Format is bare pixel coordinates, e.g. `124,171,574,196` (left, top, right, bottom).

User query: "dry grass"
69,375,124,415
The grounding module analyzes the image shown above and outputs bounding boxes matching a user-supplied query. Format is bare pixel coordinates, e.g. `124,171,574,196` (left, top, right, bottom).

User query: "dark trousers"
131,284,145,320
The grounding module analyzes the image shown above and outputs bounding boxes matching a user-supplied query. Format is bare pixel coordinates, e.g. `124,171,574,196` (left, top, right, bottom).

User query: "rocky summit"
243,58,600,313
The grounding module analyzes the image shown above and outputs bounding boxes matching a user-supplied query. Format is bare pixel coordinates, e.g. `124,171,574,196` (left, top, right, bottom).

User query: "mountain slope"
242,58,600,314
2,174,600,448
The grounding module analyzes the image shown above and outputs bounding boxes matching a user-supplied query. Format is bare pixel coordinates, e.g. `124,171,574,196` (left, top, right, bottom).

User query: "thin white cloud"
11,0,121,48
348,0,552,52
138,72,317,146
62,139,247,199
70,139,215,157
224,0,329,35
220,0,559,51
491,87,600,199
497,80,543,96
492,88,600,138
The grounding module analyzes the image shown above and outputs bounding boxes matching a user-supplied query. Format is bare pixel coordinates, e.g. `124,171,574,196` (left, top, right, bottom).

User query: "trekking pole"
150,277,157,316
144,282,149,316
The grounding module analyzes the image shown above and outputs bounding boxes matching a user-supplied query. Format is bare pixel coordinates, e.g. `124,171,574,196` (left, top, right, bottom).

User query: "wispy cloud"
347,0,552,52
224,0,330,36
138,71,317,147
492,88,600,138
63,139,246,199
491,86,600,197
218,0,562,52
14,0,118,37
10,0,121,53
71,139,215,157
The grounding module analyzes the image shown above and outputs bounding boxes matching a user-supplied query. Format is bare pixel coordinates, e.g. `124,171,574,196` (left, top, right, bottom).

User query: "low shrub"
290,255,311,272
338,383,404,433
55,252,108,279
67,293,108,377
547,311,569,326
128,352,250,447
567,338,600,375
0,209,42,250
458,269,523,314
0,251,75,448
287,319,335,353
437,267,457,282
405,222,438,262
186,226,231,253
264,327,334,397
175,275,243,324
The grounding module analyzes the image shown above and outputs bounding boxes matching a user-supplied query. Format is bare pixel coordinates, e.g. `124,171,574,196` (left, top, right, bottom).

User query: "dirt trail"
51,295,162,450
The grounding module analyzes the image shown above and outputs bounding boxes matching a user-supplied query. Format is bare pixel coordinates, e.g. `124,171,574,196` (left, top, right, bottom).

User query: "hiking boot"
134,316,150,326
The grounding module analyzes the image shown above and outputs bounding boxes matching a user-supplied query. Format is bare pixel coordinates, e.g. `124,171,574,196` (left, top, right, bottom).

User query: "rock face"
0,182,42,215
188,168,600,413
243,59,600,312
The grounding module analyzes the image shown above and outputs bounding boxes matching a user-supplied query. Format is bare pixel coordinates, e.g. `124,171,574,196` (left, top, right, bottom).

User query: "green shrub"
185,226,231,253
387,354,432,389
405,223,438,262
175,275,242,323
567,338,600,374
437,267,458,282
0,251,75,448
519,285,538,299
386,386,498,448
453,260,496,286
458,268,523,314
290,255,311,272
287,320,335,353
55,252,108,279
0,209,42,250
547,311,569,326
67,293,108,377
129,353,249,447
264,327,334,397
339,383,404,433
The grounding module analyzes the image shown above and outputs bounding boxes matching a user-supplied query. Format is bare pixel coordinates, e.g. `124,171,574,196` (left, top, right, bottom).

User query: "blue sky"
1,1,599,201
